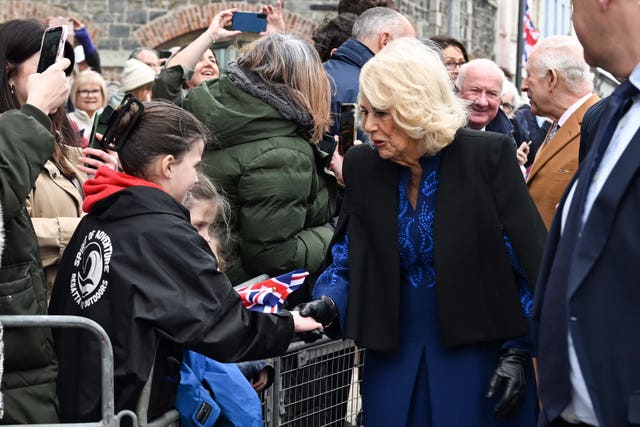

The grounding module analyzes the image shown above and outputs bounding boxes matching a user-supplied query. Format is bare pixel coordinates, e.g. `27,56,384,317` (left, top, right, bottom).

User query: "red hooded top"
82,166,165,213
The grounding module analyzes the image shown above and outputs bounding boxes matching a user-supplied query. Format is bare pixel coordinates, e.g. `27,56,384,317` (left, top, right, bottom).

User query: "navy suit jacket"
533,111,640,427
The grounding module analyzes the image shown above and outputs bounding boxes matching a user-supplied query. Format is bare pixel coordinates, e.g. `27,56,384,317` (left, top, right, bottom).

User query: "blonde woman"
67,69,108,138
299,37,547,426
184,34,337,287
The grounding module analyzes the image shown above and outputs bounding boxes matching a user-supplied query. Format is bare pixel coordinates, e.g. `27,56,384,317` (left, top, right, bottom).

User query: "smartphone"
319,133,338,155
158,49,173,59
231,12,268,33
338,103,357,156
37,26,68,73
88,108,111,151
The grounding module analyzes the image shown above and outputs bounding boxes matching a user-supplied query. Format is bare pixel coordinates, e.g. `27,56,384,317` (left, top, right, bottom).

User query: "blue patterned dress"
314,154,538,427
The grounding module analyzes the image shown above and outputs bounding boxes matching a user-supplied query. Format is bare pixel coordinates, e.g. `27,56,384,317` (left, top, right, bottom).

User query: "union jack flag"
235,270,309,313
523,2,540,62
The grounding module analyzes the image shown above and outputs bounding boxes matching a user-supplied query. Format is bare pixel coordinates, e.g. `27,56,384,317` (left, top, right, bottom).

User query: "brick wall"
0,0,499,79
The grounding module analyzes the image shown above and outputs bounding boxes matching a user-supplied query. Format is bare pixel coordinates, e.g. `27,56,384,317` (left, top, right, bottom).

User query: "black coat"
49,185,294,421
330,129,547,351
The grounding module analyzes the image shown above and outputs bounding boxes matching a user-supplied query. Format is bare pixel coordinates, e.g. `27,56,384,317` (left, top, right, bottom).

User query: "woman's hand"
78,145,119,176
486,348,529,418
263,0,285,35
329,138,362,186
206,8,241,41
25,58,71,115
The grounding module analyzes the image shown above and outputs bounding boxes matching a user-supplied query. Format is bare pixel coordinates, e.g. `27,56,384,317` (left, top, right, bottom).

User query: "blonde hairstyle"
359,37,468,155
237,34,331,143
70,69,108,110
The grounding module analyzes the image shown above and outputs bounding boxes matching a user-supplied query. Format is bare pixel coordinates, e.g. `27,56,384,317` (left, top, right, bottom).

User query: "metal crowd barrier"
0,316,365,427
0,315,137,427
261,337,365,427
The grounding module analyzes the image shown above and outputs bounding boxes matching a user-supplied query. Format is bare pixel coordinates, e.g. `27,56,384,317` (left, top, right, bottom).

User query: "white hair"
529,35,594,95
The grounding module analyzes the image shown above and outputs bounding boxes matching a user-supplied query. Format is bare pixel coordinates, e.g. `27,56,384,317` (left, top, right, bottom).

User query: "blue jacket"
323,38,373,138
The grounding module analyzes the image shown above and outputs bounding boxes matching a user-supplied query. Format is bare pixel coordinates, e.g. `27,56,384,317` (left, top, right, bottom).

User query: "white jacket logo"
71,229,113,308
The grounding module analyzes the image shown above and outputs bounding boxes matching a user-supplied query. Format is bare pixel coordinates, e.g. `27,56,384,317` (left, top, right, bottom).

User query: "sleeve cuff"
21,104,52,130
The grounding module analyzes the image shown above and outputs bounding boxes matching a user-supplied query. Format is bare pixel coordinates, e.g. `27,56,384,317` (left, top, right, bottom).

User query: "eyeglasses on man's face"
444,60,466,70
78,89,101,97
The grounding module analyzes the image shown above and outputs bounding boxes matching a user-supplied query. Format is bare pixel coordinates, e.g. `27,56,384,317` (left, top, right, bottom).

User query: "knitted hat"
120,58,155,91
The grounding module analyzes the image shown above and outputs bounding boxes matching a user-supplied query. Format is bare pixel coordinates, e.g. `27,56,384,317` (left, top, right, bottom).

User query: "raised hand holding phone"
338,103,357,155
37,26,68,73
26,58,71,115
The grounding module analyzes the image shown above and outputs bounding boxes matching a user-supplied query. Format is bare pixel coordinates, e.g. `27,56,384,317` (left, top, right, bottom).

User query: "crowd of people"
0,0,639,426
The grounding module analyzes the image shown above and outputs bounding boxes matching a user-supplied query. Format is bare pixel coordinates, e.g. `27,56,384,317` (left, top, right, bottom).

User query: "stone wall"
0,0,499,78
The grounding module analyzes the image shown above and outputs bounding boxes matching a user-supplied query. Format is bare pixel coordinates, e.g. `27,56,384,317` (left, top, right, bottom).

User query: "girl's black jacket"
49,173,294,422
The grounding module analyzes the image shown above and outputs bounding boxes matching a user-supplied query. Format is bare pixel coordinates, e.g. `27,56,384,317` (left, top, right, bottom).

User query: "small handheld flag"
235,270,309,313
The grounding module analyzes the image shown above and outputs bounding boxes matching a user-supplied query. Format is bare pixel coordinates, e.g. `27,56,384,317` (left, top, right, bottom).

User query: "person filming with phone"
0,18,76,423
297,37,547,427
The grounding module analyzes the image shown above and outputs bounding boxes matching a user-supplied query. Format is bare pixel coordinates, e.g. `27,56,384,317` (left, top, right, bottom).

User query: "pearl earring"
10,84,14,94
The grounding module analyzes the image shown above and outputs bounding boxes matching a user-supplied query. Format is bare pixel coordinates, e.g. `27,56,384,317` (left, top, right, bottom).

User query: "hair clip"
98,93,145,152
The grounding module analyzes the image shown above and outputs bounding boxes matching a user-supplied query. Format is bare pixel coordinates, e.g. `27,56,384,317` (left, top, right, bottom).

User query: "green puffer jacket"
184,70,338,285
0,105,59,423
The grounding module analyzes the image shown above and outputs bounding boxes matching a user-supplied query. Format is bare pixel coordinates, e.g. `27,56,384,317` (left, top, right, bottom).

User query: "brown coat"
26,147,86,299
527,94,600,229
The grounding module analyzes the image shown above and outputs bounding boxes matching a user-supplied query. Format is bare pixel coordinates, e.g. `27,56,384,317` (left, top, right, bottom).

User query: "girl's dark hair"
430,35,470,62
0,19,81,176
117,101,210,178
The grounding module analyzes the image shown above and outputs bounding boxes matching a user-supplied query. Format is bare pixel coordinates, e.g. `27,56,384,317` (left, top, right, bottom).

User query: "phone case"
37,26,68,73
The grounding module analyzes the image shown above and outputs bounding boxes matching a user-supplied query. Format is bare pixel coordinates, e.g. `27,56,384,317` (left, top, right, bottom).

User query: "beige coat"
26,147,86,300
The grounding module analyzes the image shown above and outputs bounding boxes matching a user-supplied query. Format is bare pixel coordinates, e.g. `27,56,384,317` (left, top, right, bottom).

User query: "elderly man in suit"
457,59,530,167
533,1,640,426
522,35,599,229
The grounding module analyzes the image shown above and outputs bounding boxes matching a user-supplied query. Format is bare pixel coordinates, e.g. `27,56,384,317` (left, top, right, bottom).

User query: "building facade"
0,0,507,78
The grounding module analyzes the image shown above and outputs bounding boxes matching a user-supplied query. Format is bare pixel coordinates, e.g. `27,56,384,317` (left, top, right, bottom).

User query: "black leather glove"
485,348,529,418
296,296,338,327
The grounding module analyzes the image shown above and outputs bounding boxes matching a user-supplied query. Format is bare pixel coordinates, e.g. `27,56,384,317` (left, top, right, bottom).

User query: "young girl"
49,100,321,422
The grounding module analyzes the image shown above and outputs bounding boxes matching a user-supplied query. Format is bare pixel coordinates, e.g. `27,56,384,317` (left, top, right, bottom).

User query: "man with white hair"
457,59,512,133
457,58,529,166
522,35,599,229
323,6,415,137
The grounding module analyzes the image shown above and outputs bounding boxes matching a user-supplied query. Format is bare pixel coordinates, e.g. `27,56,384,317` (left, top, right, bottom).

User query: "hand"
290,310,323,333
251,369,270,392
69,16,85,30
78,145,119,176
516,142,530,166
486,348,530,418
207,8,241,41
329,138,362,186
263,0,285,35
296,296,338,327
329,143,344,186
25,58,71,115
